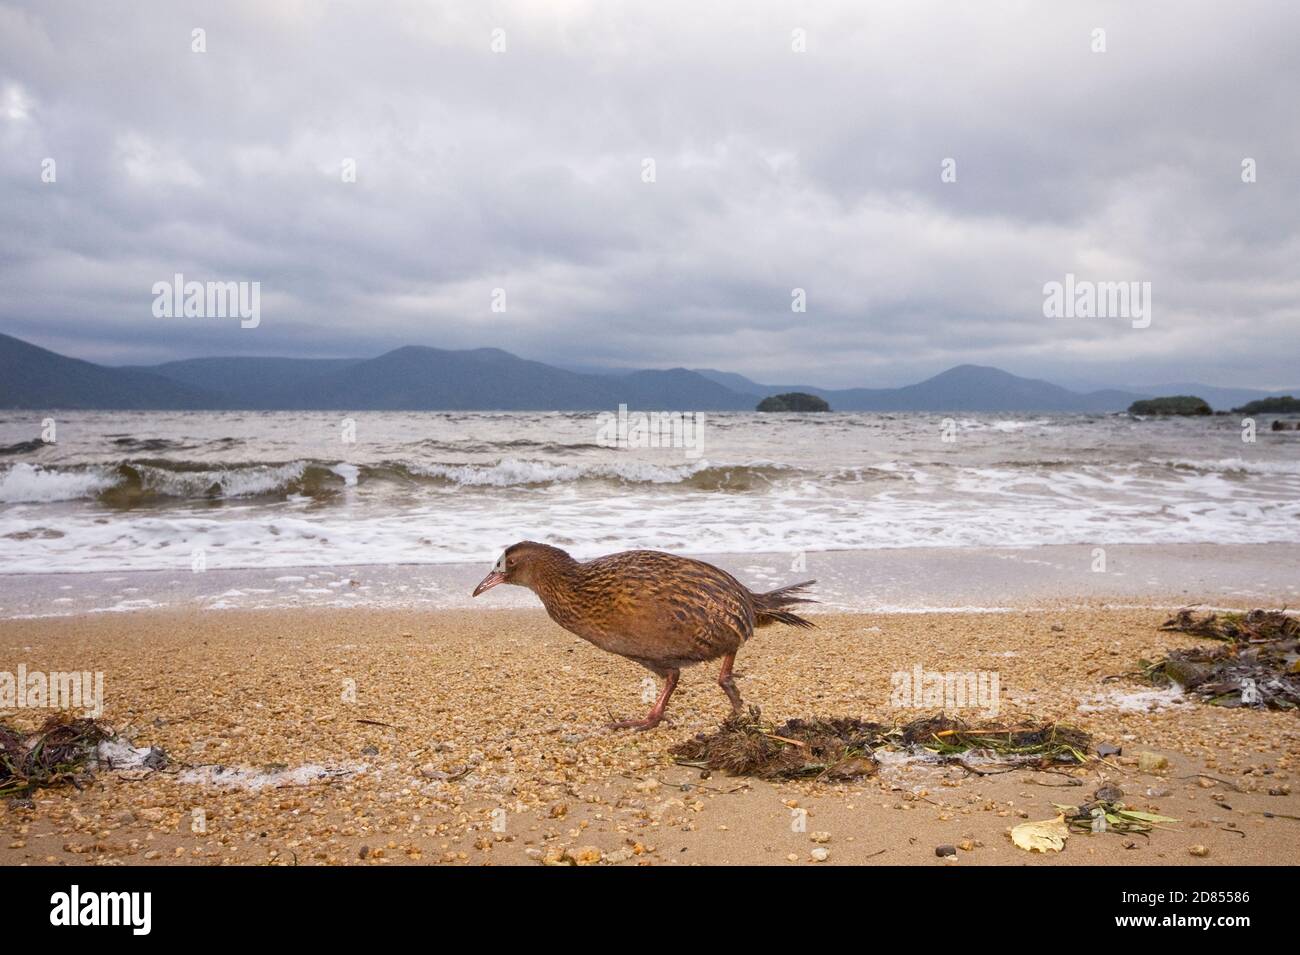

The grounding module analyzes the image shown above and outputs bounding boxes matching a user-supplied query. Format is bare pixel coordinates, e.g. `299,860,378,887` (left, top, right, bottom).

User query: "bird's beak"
472,570,506,597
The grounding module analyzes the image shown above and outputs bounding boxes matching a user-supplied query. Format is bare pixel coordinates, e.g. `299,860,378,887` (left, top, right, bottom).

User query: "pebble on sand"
1137,752,1169,773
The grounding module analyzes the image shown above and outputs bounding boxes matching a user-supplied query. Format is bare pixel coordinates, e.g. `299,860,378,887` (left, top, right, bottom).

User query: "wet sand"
1,606,1296,865
3,542,1297,618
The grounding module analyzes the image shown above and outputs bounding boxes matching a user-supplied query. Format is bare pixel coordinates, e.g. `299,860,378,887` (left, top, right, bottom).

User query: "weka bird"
472,542,815,729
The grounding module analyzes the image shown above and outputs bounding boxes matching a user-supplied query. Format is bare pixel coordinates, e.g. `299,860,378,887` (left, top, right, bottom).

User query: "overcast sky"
1,1,1297,389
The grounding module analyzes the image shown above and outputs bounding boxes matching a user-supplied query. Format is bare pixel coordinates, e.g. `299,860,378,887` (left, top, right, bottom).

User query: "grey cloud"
1,0,1297,389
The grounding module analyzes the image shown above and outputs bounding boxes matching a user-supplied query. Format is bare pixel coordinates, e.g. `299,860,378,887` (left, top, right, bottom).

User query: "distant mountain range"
686,365,1147,413
1,332,1292,413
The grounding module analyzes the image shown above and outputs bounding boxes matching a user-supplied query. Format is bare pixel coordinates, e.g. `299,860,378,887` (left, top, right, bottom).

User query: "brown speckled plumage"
472,541,815,729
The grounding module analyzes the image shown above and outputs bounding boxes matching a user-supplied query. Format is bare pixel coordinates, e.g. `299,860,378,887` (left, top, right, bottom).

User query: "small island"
1233,395,1300,415
1128,395,1212,416
757,392,831,412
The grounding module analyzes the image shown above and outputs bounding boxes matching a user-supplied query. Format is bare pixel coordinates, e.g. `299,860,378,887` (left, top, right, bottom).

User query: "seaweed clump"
0,714,113,799
671,708,878,779
1159,608,1299,643
670,708,1090,780
1143,608,1300,709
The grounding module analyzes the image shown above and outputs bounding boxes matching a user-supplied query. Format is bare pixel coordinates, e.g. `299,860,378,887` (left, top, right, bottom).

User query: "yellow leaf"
1011,815,1069,853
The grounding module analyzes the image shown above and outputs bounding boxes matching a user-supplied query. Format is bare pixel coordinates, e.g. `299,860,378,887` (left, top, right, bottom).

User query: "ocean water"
0,409,1298,577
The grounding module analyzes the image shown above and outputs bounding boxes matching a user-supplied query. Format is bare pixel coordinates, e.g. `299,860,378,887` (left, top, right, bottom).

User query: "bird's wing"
574,551,754,663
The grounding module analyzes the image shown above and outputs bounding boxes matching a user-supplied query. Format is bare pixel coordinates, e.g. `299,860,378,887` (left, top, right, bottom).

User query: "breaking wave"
0,457,807,504
8,452,1300,508
0,461,351,506
1163,457,1300,476
0,463,120,503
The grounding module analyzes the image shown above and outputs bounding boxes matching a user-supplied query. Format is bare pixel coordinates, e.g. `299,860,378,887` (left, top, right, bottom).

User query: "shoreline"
1,541,1297,619
1,605,1296,866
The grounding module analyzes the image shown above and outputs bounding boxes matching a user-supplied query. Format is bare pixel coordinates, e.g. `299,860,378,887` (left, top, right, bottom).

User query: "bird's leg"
607,670,679,731
717,653,743,714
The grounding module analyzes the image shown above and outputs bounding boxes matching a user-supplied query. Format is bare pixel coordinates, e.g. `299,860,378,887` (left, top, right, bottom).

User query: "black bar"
10,865,1279,939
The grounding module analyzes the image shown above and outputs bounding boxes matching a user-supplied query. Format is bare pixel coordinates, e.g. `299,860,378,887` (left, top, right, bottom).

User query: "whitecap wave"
0,463,118,503
1163,457,1300,475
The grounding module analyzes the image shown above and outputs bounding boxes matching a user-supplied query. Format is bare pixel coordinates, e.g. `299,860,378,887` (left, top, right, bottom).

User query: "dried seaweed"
0,714,113,799
1160,608,1299,643
670,708,1091,780
1145,608,1300,710
670,708,853,778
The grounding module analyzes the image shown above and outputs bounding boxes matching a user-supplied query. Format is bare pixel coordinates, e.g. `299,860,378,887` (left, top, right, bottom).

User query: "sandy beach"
2,603,1296,866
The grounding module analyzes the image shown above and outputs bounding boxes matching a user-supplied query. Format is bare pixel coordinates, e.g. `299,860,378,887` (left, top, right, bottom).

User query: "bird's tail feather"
751,579,816,629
